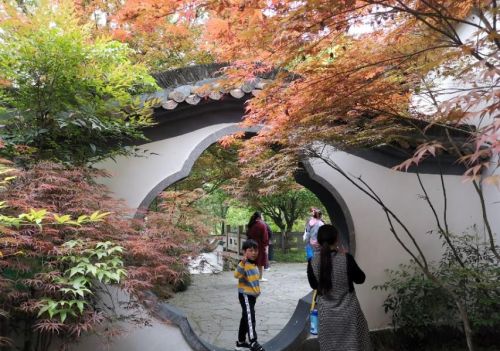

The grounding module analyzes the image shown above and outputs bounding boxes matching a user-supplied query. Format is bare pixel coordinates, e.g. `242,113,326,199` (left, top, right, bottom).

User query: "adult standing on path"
304,208,324,260
262,215,273,271
307,224,371,351
246,212,269,282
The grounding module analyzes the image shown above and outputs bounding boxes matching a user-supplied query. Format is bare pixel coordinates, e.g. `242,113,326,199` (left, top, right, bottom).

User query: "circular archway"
135,130,355,256
95,65,356,351
135,129,355,351
95,65,492,351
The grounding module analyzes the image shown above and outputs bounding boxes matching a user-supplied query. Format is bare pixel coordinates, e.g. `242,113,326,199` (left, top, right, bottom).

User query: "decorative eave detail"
143,77,270,111
143,64,272,111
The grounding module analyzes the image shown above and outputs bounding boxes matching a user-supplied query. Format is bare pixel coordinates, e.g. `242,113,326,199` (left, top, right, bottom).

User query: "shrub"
0,1,158,166
0,162,208,350
374,231,500,341
136,189,212,298
0,161,125,350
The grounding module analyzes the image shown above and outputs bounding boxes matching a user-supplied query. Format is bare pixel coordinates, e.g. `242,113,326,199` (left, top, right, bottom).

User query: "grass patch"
272,248,306,263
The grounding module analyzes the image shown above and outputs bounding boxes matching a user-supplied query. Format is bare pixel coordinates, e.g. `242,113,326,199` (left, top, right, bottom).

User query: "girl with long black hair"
307,224,371,351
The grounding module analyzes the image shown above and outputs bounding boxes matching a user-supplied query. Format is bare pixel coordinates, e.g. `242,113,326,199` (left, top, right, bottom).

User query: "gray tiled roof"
145,64,272,110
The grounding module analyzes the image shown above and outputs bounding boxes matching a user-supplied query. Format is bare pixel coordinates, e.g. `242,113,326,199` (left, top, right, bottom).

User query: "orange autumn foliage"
194,0,498,183
73,0,496,180
74,0,213,70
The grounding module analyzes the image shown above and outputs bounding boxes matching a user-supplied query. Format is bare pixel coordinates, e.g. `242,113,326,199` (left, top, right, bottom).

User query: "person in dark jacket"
307,224,372,351
262,215,273,271
246,212,269,282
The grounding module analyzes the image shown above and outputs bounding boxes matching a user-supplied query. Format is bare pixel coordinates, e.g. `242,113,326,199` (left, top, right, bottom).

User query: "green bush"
272,248,306,263
0,1,158,165
374,231,500,341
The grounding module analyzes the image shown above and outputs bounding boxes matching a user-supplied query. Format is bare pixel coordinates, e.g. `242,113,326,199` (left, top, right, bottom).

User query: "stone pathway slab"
167,262,312,350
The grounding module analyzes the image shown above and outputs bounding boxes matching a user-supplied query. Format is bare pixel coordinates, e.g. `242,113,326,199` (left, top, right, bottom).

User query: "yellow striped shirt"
234,260,261,296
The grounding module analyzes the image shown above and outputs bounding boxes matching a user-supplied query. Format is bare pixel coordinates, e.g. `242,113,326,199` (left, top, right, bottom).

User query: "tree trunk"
280,230,286,252
456,300,475,351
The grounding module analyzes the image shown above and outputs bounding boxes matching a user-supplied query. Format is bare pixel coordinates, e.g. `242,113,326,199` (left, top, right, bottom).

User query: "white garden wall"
306,147,497,328
97,123,245,210
97,125,498,329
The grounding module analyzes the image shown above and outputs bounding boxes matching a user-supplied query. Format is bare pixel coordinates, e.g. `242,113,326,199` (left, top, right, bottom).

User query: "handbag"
305,244,314,260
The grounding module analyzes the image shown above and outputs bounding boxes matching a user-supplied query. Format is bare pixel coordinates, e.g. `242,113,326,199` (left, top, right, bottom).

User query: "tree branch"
444,128,500,262
309,148,429,270
415,170,465,268
474,4,500,50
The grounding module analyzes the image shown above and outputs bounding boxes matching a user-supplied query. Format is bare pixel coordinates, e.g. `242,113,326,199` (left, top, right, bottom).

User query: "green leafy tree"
233,172,323,250
0,0,158,165
159,142,241,234
225,204,255,228
256,188,318,235
195,188,231,234
174,142,241,193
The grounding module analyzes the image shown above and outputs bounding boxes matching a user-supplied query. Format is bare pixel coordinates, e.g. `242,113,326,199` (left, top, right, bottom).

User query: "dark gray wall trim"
145,103,248,143
299,160,356,255
152,96,250,126
261,292,314,351
147,98,464,175
154,302,222,351
135,125,259,218
349,147,466,175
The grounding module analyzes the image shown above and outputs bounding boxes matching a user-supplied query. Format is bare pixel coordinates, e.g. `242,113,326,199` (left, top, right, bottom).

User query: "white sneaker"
259,278,268,282
264,267,270,271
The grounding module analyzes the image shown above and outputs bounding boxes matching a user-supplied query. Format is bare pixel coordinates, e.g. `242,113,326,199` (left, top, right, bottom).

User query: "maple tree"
0,160,208,349
188,1,498,350
189,0,498,182
73,0,214,71
0,161,127,350
133,190,211,298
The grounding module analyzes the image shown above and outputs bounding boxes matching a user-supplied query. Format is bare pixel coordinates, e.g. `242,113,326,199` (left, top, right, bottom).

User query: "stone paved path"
168,262,311,350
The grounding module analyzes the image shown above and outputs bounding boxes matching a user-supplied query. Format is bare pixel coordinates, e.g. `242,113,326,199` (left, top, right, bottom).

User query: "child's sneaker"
235,341,251,350
250,341,265,351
